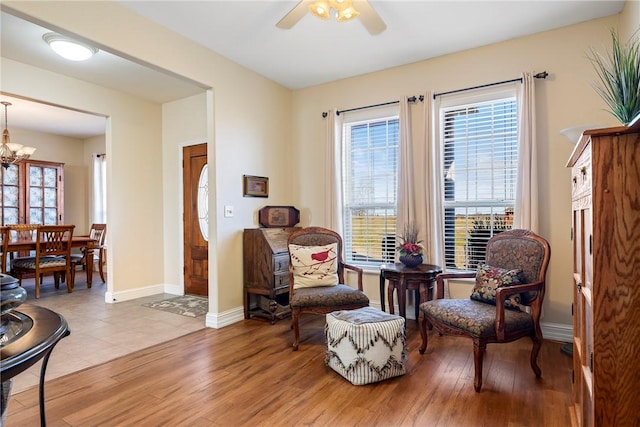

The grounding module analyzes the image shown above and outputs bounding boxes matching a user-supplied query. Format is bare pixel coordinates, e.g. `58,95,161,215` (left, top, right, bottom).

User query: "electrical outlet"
224,205,234,217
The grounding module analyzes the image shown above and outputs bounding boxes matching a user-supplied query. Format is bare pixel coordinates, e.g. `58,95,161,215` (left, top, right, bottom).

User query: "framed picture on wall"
243,175,269,197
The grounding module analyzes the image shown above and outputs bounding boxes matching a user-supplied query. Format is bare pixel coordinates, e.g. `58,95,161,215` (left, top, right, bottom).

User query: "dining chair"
70,223,107,287
5,224,40,274
11,225,75,299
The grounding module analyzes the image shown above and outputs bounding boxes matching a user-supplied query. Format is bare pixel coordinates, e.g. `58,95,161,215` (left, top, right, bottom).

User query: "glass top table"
1,304,70,426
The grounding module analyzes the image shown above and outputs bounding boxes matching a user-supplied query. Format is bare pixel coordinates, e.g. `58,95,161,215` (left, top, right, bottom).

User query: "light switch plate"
224,205,234,217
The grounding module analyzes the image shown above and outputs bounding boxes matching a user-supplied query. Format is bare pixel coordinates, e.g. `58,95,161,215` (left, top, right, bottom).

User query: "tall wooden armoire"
566,117,640,426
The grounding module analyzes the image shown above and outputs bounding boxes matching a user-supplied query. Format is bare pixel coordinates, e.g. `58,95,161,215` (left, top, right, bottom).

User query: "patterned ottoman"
325,306,406,385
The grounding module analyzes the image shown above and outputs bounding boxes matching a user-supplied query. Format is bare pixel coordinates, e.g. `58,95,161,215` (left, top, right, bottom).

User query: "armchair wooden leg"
292,309,300,351
473,340,486,392
418,312,429,354
530,332,543,378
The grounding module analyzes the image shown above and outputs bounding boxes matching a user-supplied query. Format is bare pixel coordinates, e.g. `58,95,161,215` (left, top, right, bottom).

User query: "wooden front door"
183,144,208,296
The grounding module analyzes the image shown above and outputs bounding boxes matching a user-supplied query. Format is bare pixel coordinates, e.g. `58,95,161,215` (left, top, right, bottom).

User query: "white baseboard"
105,284,167,303
104,283,181,303
206,306,244,329
541,322,573,343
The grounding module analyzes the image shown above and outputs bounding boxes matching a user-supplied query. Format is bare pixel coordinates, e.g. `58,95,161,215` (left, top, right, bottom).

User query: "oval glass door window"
197,164,209,241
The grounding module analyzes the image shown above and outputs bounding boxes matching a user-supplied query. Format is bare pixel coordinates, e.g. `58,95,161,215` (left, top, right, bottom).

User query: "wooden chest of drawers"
243,227,299,323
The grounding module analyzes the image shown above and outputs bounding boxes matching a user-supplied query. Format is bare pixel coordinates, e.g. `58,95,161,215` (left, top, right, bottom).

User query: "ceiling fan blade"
276,0,312,29
354,0,387,35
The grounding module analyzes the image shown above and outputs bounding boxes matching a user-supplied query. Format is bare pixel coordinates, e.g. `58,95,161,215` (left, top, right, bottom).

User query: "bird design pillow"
289,243,339,289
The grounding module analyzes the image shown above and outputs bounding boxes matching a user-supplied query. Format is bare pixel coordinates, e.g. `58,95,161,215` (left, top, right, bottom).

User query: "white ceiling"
120,0,626,90
0,0,626,139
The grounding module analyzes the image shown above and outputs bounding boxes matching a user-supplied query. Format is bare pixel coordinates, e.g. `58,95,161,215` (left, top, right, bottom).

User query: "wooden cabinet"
567,119,640,426
0,160,64,225
243,227,299,323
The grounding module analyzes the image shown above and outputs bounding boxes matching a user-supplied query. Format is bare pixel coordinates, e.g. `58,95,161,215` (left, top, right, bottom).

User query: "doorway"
182,143,209,296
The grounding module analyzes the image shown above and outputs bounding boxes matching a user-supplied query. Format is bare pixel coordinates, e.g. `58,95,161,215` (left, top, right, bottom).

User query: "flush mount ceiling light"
43,32,98,61
277,0,386,35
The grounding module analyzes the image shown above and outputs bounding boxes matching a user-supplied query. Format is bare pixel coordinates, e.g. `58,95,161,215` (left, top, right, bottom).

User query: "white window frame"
436,85,518,271
341,107,399,269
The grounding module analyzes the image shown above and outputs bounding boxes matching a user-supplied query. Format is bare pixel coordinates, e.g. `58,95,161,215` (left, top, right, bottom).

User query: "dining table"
6,235,98,288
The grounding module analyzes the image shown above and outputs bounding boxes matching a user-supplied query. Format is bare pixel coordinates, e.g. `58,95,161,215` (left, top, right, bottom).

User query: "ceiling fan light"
337,6,360,22
309,1,331,20
43,32,98,61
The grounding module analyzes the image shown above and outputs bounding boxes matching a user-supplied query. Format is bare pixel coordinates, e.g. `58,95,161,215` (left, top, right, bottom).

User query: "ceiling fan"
276,0,387,35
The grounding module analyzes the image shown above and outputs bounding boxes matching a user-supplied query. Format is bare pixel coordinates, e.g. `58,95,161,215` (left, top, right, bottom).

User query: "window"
92,154,106,224
440,93,517,270
342,115,399,268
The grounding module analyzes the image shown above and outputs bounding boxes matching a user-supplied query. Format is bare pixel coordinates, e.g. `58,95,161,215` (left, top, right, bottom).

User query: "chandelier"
309,0,360,22
0,102,36,169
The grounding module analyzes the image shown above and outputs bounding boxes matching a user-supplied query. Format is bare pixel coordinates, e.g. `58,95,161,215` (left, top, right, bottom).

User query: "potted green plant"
396,222,424,268
587,29,640,126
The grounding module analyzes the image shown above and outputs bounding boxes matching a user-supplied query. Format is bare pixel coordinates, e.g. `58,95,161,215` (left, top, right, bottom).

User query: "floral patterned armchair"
418,229,551,392
288,227,369,350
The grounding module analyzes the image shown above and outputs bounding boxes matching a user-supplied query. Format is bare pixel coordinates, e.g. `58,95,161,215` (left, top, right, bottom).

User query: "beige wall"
291,12,637,338
620,0,640,40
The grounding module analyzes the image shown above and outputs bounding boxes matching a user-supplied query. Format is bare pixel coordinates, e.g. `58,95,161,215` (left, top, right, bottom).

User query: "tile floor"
8,271,205,394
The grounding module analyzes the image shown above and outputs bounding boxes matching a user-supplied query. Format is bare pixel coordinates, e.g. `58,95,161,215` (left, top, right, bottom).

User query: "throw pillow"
289,243,339,289
470,263,523,310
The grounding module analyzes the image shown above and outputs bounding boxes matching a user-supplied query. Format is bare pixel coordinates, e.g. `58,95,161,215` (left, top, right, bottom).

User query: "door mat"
142,295,208,318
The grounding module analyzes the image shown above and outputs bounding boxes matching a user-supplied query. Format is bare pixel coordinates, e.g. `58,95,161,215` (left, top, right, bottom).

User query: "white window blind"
342,116,399,268
441,96,517,270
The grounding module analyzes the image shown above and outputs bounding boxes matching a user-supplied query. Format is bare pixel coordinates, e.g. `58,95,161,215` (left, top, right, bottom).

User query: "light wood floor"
6,312,574,426
6,271,204,394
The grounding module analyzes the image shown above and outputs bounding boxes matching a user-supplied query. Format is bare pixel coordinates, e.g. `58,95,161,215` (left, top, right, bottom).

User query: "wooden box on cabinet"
243,227,299,323
566,118,640,426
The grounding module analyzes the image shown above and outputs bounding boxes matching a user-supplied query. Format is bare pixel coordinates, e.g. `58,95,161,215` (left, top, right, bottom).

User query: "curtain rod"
433,71,548,99
322,95,424,118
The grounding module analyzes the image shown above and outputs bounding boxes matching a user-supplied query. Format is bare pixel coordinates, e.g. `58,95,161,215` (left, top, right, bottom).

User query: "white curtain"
92,153,107,224
513,72,538,232
323,109,344,235
396,96,416,235
421,92,445,267
396,93,443,267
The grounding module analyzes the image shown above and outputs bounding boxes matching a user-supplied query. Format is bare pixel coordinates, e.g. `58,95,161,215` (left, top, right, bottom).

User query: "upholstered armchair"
288,227,369,351
419,229,551,392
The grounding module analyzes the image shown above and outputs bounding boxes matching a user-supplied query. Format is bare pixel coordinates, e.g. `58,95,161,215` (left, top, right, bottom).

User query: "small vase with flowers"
396,223,424,268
